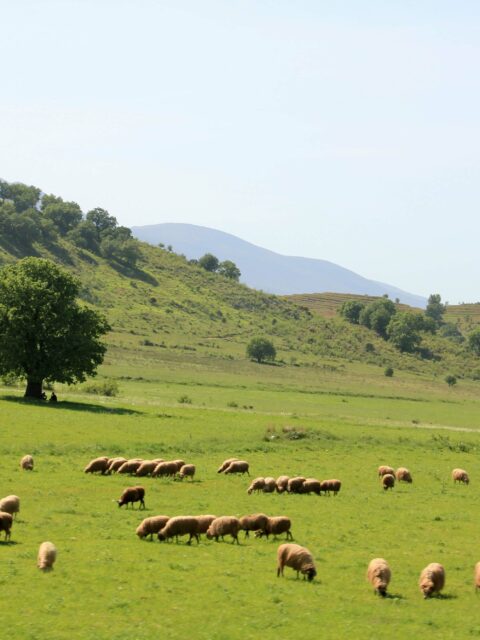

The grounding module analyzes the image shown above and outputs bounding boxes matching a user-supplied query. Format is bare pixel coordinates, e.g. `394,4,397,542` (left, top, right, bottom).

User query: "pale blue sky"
1,1,479,302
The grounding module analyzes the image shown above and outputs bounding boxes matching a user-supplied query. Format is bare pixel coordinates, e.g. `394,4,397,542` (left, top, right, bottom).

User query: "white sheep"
37,541,57,571
367,558,391,597
247,478,265,495
20,454,34,471
378,465,395,478
136,516,170,540
277,543,316,581
179,464,196,481
262,477,277,493
224,460,250,476
0,495,20,519
395,467,412,483
217,458,239,473
419,563,445,598
452,468,469,485
275,475,290,493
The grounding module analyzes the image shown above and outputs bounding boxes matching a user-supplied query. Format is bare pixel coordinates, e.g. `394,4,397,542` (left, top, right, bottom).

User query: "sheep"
396,467,413,483
0,511,13,540
475,562,480,591
419,563,445,598
171,459,186,472
37,541,57,571
256,516,293,540
107,457,127,474
194,515,217,535
247,477,265,494
367,558,391,597
224,460,250,476
178,464,196,481
135,461,158,477
152,461,178,478
263,477,277,493
452,468,469,485
158,516,200,544
0,495,20,519
206,516,241,544
287,477,306,494
239,513,269,538
378,465,395,478
320,479,342,496
302,479,321,495
117,486,145,509
217,458,239,473
136,516,170,540
382,474,395,491
117,459,143,475
20,454,34,471
277,543,316,581
275,475,290,494
84,456,110,474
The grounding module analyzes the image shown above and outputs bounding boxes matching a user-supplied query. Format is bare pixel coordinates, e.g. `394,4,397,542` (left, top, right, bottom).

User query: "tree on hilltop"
198,253,220,272
425,294,446,327
218,260,241,281
339,300,365,324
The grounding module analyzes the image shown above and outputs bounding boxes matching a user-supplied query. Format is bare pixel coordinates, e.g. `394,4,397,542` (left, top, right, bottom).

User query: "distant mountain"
131,223,426,308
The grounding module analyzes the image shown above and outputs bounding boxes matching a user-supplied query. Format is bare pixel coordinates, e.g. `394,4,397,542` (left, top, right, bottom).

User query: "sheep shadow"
0,540,20,546
1,396,142,416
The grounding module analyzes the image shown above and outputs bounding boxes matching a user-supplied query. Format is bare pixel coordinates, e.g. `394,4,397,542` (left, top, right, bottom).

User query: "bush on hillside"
246,337,276,363
384,367,394,377
83,379,119,396
445,375,457,387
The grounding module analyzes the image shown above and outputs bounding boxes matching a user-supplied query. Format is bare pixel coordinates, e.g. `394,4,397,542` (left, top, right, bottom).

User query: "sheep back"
239,513,269,537
395,467,412,483
287,477,306,494
117,460,143,475
378,465,395,477
0,495,20,518
303,479,321,495
152,461,178,478
452,468,469,484
275,475,290,493
194,515,217,534
258,516,292,540
158,516,200,544
37,541,57,571
84,457,109,474
224,461,250,475
263,477,276,493
217,458,239,473
206,516,241,543
135,461,158,477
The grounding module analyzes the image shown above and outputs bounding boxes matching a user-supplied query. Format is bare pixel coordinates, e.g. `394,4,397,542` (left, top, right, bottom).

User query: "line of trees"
194,253,241,281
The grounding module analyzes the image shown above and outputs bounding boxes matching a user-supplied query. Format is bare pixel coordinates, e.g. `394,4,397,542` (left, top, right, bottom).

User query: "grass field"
2,354,480,640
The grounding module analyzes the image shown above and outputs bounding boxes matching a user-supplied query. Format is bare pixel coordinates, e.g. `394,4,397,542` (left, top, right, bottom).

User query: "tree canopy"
425,294,446,326
246,337,276,363
0,258,110,398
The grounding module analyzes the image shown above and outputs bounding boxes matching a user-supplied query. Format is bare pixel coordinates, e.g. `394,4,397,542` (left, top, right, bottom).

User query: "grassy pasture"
2,358,480,640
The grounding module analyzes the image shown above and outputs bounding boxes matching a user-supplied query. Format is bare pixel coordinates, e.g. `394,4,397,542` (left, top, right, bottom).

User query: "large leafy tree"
359,298,396,338
246,337,276,363
0,258,110,399
386,312,424,353
425,293,446,326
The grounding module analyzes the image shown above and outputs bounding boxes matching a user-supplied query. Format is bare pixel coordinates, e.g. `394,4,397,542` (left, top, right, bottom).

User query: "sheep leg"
286,531,293,541
232,534,239,544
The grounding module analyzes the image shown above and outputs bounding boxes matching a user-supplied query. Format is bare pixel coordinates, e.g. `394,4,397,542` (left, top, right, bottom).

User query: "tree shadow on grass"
1,395,142,416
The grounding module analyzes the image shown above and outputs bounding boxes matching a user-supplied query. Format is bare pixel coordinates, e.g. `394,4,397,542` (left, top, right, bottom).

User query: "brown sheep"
247,478,265,495
37,541,57,571
396,467,412,483
256,516,293,540
239,513,269,538
224,460,250,476
0,511,13,540
263,477,277,493
302,479,321,495
419,563,445,598
0,495,20,519
106,457,128,474
152,461,178,478
136,516,170,540
287,477,306,494
178,464,196,481
217,458,239,473
382,474,395,491
117,486,145,509
277,543,316,581
158,516,200,544
20,454,34,471
475,562,480,591
172,459,186,472
367,558,391,597
320,479,342,496
194,515,217,535
452,468,469,485
117,459,143,475
378,465,395,478
135,461,158,477
275,475,290,494
206,516,241,544
84,456,110,474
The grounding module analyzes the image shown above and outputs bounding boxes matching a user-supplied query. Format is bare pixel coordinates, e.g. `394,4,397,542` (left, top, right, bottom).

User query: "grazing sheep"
194,515,217,535
277,543,316,581
382,474,395,491
224,460,250,476
474,562,480,591
152,461,178,478
206,516,241,544
107,457,127,474
171,459,186,472
0,495,20,519
217,458,239,473
0,511,13,540
275,475,290,494
179,464,196,481
302,479,321,495
247,477,265,495
135,461,158,477
37,541,57,571
117,486,145,509
419,563,445,598
378,465,395,478
452,468,469,485
117,459,144,475
287,477,306,494
151,458,165,465
263,477,277,493
396,467,413,483
367,558,391,597
84,456,110,474
320,479,342,496
20,454,34,471
158,516,200,544
239,513,269,538
136,516,170,540
256,516,293,540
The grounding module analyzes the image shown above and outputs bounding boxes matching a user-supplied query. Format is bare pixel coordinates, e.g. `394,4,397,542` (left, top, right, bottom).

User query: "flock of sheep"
84,456,196,480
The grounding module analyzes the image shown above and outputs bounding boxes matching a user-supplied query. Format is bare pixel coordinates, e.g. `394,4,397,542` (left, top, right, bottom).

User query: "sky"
1,0,479,303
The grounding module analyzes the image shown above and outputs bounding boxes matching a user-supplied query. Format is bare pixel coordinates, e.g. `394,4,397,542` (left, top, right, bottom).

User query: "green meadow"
2,354,480,640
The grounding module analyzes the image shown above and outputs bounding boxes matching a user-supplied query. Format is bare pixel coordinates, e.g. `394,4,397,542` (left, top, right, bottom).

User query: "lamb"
224,460,250,476
107,457,127,474
20,454,34,471
194,515,217,535
287,477,306,494
136,515,170,540
263,477,277,493
452,468,469,484
475,562,480,591
37,541,57,571
178,464,196,481
382,474,395,491
302,479,321,495
84,456,110,474
117,459,143,475
0,511,13,540
117,486,145,509
217,458,239,473
206,516,241,544
378,465,395,478
0,495,20,519
275,475,290,494
277,543,316,581
239,513,269,538
367,558,391,597
419,562,445,598
247,478,265,494
152,461,178,478
135,461,158,477
158,516,200,544
256,516,293,540
320,479,342,496
396,467,413,483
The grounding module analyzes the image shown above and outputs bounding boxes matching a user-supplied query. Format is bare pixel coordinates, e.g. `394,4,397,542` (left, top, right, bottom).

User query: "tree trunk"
24,379,44,399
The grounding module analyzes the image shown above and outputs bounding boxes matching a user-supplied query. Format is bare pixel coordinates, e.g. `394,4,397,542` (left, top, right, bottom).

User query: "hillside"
131,223,427,307
285,292,418,318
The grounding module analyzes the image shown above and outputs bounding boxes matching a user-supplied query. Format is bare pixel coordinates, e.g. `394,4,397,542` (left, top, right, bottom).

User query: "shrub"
384,367,394,377
178,394,192,404
445,375,457,387
83,379,119,397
